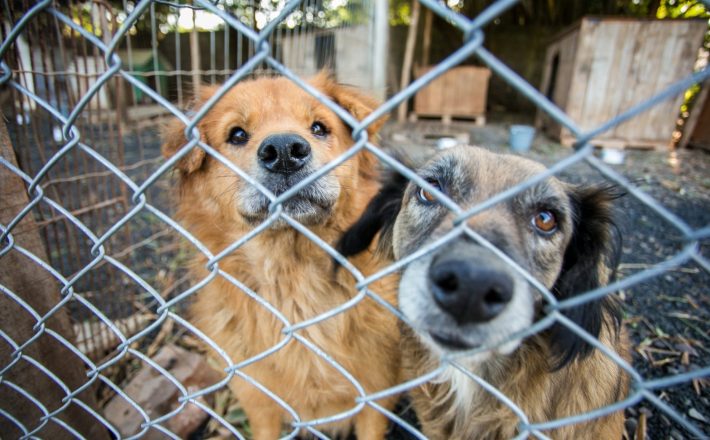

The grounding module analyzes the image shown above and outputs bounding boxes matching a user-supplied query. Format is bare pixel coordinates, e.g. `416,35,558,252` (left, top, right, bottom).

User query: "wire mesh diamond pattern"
1,0,709,439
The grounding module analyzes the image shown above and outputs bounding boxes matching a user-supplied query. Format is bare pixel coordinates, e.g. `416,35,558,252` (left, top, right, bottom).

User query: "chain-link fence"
1,0,709,439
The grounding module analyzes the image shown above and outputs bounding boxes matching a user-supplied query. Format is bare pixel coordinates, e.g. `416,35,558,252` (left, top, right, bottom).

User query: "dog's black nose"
429,259,513,324
258,134,311,173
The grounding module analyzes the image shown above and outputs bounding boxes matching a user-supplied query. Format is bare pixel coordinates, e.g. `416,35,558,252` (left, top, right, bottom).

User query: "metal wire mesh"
1,0,709,439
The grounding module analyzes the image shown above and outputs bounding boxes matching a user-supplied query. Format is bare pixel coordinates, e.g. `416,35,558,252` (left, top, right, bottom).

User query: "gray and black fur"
338,146,630,439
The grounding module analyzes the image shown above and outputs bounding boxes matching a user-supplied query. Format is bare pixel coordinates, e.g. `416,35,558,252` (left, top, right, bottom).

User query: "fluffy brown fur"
401,324,628,439
338,146,631,439
161,74,399,439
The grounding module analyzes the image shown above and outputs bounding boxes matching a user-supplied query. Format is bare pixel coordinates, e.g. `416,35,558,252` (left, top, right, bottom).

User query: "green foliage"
657,0,710,18
387,0,708,26
681,83,701,115
390,0,412,26
79,0,369,36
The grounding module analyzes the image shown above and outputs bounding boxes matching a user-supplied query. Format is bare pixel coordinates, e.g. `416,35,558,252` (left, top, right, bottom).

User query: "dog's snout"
429,259,513,324
258,134,312,173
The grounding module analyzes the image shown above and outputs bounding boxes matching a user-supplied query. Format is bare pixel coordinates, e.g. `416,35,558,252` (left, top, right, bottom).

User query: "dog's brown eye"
417,180,442,204
532,210,557,235
228,127,249,146
311,121,328,138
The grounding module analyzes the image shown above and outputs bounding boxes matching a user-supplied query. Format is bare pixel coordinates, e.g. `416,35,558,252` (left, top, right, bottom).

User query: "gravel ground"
381,120,710,439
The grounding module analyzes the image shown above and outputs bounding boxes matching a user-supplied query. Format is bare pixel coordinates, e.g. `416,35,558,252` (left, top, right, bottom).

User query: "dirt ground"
381,120,710,439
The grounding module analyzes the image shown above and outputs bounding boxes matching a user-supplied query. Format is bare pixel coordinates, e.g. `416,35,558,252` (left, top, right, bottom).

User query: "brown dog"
161,74,399,439
339,146,630,439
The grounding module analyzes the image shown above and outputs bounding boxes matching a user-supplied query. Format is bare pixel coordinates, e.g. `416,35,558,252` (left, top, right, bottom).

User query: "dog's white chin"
238,193,336,226
239,202,333,227
419,330,524,362
238,174,340,227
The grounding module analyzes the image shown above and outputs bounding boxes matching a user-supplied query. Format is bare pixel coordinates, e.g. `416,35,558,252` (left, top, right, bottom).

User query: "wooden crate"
536,17,707,150
412,66,491,125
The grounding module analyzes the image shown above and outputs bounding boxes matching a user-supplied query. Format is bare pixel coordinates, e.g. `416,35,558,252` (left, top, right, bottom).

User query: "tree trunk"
0,119,107,439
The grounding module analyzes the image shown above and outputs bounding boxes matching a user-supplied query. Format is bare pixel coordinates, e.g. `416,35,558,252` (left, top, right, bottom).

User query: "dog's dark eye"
228,127,249,146
532,210,558,235
311,121,328,138
417,179,442,204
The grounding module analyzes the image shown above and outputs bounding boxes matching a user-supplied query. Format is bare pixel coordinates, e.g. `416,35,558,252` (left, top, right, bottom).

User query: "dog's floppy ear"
161,84,219,174
311,71,387,179
549,184,624,370
336,170,409,260
310,71,388,137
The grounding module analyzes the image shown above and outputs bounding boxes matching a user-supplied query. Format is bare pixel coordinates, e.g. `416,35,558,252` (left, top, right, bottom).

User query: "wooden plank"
560,18,597,142
591,137,668,151
605,21,638,140
562,134,667,150
413,66,491,120
410,113,486,126
565,18,596,123
397,0,420,122
189,20,201,98
647,22,686,141
615,21,658,140
637,21,679,141
582,21,621,131
0,118,107,439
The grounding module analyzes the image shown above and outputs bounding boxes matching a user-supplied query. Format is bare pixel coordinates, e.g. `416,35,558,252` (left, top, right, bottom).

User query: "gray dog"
338,146,630,439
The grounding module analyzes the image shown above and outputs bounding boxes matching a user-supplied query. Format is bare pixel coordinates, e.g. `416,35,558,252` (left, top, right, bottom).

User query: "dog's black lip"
428,330,478,351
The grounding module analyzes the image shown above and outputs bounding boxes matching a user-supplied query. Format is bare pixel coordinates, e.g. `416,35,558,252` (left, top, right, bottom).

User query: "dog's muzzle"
238,132,337,225
399,238,533,355
258,133,312,174
428,252,514,325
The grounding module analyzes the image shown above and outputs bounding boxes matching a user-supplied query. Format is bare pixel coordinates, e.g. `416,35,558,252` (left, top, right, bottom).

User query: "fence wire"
0,0,709,439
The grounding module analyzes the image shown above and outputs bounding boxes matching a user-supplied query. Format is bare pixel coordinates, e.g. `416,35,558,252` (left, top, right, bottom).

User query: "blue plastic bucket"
509,125,536,152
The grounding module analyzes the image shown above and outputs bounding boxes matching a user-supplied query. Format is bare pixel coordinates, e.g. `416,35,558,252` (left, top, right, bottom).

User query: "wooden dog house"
536,17,707,149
